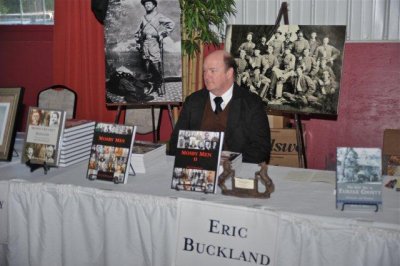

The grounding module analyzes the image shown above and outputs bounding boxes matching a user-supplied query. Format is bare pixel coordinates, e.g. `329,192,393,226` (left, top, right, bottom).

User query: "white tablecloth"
0,155,399,266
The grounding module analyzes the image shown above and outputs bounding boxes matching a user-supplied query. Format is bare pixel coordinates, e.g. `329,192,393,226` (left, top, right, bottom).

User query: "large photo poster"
104,0,182,104
225,25,346,115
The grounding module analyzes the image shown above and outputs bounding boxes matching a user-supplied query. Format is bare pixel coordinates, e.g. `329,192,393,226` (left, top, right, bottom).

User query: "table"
0,142,399,266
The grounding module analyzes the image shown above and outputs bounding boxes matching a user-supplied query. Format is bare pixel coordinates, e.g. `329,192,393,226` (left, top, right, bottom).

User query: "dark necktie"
214,97,223,114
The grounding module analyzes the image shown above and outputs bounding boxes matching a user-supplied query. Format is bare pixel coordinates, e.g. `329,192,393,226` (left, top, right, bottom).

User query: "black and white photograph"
104,0,182,104
225,24,346,115
336,147,382,183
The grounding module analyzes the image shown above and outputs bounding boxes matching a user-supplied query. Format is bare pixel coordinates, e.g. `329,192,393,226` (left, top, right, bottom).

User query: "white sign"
175,198,279,266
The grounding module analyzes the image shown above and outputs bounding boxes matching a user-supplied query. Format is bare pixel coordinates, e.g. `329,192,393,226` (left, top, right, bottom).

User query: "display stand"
340,202,379,212
271,2,307,168
26,160,52,175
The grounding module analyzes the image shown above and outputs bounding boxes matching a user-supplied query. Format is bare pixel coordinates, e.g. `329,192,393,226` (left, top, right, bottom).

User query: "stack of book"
59,119,95,167
130,141,166,174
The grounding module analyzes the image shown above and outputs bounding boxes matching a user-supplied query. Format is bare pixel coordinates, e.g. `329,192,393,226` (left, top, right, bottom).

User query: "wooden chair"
37,85,77,119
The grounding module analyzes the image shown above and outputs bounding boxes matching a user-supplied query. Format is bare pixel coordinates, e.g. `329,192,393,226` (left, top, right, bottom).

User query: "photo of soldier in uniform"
104,0,182,104
225,24,346,116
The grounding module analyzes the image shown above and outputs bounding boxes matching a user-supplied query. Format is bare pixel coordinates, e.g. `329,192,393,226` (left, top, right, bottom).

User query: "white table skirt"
2,180,399,266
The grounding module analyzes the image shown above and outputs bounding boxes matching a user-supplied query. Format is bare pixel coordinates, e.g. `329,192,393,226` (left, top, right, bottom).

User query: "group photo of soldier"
225,24,346,115
177,130,221,151
104,0,182,104
171,167,216,193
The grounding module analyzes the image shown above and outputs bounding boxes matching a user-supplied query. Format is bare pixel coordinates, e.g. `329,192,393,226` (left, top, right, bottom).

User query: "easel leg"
294,113,307,168
114,105,122,124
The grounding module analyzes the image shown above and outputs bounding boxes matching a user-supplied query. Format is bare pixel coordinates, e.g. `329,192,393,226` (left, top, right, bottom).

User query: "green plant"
179,0,236,57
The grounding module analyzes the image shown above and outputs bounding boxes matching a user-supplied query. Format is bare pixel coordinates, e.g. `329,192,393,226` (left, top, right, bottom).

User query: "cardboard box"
269,154,300,168
382,129,400,175
267,114,290,129
270,128,299,155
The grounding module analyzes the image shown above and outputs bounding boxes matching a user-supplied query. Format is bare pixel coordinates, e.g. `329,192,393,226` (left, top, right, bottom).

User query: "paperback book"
130,140,166,174
59,120,95,167
171,130,224,193
86,123,136,184
336,147,383,210
22,107,66,166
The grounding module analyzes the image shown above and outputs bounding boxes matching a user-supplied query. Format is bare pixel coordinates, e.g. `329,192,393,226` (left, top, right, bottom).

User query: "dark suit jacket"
169,84,271,163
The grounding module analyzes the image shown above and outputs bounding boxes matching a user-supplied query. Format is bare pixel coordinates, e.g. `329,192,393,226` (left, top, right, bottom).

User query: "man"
238,32,256,57
267,30,284,60
293,31,310,60
169,50,271,163
314,36,340,66
49,111,60,127
135,0,174,96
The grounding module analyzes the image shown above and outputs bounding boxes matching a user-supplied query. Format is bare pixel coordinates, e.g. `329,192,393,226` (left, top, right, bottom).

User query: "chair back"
37,85,77,119
125,107,160,135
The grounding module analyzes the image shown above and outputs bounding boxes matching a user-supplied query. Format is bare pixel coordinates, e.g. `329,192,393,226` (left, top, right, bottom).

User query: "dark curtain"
53,0,115,122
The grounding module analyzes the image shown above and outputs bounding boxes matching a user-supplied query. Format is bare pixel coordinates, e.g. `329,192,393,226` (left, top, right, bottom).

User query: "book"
63,119,95,135
336,147,383,210
171,130,224,193
130,141,166,174
22,107,66,166
86,122,136,184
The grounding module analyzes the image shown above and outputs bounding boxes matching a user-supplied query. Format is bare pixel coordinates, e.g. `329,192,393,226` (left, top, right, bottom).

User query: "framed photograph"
0,88,24,161
225,24,346,116
104,0,182,105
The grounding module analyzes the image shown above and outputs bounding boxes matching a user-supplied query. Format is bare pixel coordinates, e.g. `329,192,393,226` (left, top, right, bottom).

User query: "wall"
304,42,400,170
0,25,399,170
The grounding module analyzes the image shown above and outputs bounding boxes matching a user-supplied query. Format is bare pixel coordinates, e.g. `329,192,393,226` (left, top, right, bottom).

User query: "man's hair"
223,52,237,78
141,0,157,7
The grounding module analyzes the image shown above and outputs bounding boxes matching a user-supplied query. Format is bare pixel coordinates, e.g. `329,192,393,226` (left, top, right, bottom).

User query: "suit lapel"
225,84,242,141
191,89,209,128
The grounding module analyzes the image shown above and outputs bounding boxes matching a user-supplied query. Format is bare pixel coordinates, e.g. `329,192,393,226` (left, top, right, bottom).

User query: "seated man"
169,50,271,163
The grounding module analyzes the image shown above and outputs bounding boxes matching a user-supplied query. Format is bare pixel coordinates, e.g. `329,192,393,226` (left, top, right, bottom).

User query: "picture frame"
0,87,24,161
225,24,346,116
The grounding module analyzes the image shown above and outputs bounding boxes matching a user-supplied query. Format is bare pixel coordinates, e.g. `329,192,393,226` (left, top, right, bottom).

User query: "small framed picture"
0,88,24,161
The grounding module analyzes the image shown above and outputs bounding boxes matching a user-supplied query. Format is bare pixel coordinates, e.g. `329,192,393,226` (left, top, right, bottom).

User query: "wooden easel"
273,2,307,168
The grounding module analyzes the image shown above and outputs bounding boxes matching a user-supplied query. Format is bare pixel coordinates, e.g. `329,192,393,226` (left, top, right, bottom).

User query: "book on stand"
129,140,166,174
171,130,224,193
336,147,383,211
22,107,66,166
86,123,136,184
59,119,95,167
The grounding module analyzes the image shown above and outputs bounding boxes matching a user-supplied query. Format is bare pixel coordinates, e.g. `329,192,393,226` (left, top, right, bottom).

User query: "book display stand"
218,161,275,198
26,160,52,175
340,202,380,212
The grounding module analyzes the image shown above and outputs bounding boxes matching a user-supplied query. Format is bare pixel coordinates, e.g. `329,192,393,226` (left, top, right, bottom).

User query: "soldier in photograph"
292,30,310,61
267,30,284,60
315,36,341,66
308,31,320,56
300,48,319,79
134,0,175,97
238,32,256,57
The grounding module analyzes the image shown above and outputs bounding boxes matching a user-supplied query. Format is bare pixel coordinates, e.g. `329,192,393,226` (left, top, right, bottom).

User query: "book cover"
171,130,224,193
336,147,383,210
132,140,165,156
22,107,66,166
86,123,136,184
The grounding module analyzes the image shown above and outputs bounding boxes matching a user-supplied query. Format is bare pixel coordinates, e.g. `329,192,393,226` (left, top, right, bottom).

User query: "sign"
175,199,279,266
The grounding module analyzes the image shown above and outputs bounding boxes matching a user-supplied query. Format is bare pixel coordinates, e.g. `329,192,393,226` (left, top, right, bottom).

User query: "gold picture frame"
0,88,24,161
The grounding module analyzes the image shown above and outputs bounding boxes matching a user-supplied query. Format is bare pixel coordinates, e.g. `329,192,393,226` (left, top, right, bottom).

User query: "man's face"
246,34,252,41
323,37,329,45
144,1,155,12
46,146,54,158
50,113,58,123
203,53,233,96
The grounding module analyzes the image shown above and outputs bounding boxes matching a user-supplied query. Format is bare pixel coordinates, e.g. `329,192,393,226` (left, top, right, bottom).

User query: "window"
0,0,54,25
